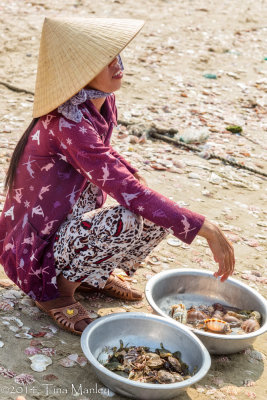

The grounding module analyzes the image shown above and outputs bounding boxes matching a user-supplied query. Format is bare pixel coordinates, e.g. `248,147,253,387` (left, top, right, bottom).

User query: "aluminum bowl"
81,312,211,400
145,269,267,355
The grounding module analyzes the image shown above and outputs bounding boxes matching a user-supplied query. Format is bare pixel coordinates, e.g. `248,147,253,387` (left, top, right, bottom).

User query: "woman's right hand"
197,219,235,282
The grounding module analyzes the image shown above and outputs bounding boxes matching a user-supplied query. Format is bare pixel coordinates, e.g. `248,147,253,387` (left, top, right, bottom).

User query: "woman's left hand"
134,172,148,187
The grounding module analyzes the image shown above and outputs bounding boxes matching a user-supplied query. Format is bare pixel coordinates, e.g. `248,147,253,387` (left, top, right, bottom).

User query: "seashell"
58,356,76,368
24,346,42,356
209,172,222,185
29,354,52,372
241,319,260,333
250,311,261,322
41,325,58,334
167,238,182,247
188,172,201,180
21,306,41,317
2,289,22,299
147,256,161,265
15,332,33,339
9,325,20,332
76,356,87,367
222,313,241,325
2,316,23,327
41,348,56,357
14,373,35,385
170,304,187,324
0,341,4,348
187,308,208,322
0,300,15,311
212,310,224,319
204,318,231,333
28,330,47,338
225,311,247,321
43,374,58,381
0,366,17,378
20,297,35,307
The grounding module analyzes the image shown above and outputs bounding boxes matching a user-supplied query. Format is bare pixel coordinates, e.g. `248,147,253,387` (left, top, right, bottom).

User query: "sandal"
35,301,92,336
78,273,143,301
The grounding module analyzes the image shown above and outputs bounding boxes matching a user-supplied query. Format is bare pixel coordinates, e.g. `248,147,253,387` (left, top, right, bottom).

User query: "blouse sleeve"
109,146,138,174
54,117,205,244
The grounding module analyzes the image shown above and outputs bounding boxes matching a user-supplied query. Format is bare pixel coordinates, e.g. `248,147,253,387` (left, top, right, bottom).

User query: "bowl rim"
145,269,267,340
81,312,211,390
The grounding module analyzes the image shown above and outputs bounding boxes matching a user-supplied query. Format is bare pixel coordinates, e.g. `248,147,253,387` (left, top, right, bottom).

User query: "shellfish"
250,311,261,322
187,307,208,323
241,319,260,333
170,303,187,324
204,318,231,334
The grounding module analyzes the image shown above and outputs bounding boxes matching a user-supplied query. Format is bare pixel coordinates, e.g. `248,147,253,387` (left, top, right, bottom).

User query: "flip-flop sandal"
35,301,92,336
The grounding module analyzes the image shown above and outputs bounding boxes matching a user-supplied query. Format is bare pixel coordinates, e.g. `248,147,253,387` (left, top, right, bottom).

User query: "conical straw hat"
33,17,144,117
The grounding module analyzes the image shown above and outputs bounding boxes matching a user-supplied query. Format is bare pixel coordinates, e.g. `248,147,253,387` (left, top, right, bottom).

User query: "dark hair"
4,118,39,191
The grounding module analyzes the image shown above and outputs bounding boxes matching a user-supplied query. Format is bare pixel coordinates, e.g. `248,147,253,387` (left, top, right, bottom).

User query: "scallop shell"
29,354,52,372
14,373,35,385
204,318,230,333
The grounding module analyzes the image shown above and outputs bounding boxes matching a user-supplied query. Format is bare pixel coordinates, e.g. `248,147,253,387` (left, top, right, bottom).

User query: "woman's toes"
75,318,92,332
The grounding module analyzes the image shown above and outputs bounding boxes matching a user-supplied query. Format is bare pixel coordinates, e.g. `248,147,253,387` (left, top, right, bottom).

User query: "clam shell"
29,354,52,372
0,341,4,348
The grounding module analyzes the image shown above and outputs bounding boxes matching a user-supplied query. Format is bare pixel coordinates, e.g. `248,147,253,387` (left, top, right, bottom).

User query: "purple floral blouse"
0,95,205,301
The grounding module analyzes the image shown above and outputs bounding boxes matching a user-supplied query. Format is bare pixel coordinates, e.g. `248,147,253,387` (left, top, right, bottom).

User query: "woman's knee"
116,205,143,235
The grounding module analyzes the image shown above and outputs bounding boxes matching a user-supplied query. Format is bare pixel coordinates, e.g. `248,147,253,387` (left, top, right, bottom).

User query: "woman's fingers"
199,220,235,281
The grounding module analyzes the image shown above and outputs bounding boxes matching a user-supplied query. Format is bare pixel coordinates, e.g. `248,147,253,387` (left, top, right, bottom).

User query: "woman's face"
86,56,123,93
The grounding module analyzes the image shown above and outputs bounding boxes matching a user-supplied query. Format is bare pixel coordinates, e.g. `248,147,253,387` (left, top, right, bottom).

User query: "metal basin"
81,312,211,400
145,269,267,355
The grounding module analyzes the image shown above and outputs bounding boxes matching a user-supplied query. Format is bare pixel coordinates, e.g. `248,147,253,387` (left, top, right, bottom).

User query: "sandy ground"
0,0,266,399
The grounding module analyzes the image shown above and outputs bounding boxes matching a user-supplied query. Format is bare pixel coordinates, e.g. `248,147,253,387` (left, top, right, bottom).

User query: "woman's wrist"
198,219,217,240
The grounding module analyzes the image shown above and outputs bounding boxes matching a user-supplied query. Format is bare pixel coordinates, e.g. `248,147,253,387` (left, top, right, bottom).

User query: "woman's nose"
109,57,119,67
